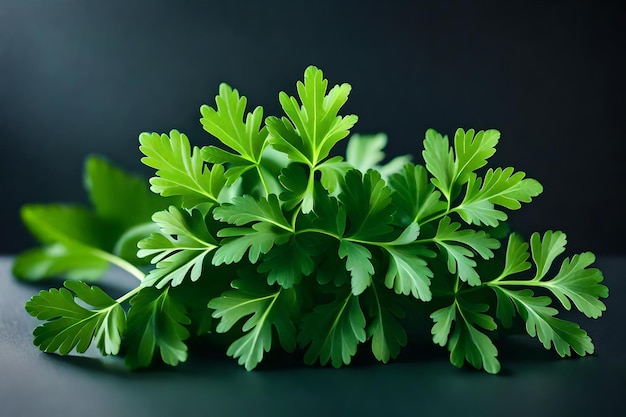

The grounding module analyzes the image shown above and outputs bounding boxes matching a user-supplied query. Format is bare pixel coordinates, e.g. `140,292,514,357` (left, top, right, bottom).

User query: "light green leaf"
213,194,292,231
16,205,119,281
498,233,532,279
422,128,455,199
434,216,500,286
20,204,115,250
492,288,594,357
545,252,607,318
345,133,411,177
456,167,543,227
124,286,191,369
491,231,608,319
339,240,375,295
448,317,500,374
208,277,297,370
138,207,218,288
530,230,567,280
213,223,290,265
434,298,500,374
25,281,125,356
453,128,500,186
139,129,227,207
383,246,434,301
266,65,358,166
317,156,351,195
199,83,268,183
430,304,456,346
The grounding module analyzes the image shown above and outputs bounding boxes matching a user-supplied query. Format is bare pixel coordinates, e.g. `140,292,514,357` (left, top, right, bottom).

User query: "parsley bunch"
14,66,608,373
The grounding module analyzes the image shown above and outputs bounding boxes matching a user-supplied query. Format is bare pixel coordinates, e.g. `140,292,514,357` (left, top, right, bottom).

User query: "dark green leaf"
124,287,191,369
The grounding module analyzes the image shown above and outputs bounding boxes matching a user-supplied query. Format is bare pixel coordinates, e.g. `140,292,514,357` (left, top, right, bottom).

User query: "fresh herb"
14,66,608,373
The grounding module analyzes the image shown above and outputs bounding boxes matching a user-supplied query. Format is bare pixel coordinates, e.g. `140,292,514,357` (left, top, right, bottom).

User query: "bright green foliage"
433,216,500,286
124,287,191,369
139,129,227,207
423,128,499,202
266,65,358,212
16,66,608,374
383,245,434,301
389,163,446,224
25,281,125,356
138,207,218,288
339,240,375,295
493,288,593,357
298,290,367,367
208,276,297,370
266,66,358,166
200,83,268,184
456,168,543,227
339,170,395,240
431,298,500,374
257,237,315,288
485,231,607,356
365,280,407,363
212,195,292,265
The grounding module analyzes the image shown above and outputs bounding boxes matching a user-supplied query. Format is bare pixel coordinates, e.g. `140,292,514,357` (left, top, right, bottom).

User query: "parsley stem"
487,279,545,287
296,228,341,240
116,285,144,304
256,164,271,197
92,248,145,282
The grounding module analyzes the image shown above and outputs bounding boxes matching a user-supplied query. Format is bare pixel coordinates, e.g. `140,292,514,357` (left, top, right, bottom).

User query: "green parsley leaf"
208,276,297,370
200,83,269,183
389,163,446,225
25,281,125,356
257,236,315,288
139,129,227,207
491,231,608,319
213,194,292,231
298,289,367,367
431,297,500,374
456,168,543,227
383,245,434,301
423,128,499,202
267,65,358,167
365,280,407,363
138,207,218,288
433,216,500,286
124,286,191,369
84,156,173,229
492,288,594,357
339,169,394,240
338,240,375,295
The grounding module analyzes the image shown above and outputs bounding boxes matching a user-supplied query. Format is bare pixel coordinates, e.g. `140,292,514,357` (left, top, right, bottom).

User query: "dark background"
1,0,624,255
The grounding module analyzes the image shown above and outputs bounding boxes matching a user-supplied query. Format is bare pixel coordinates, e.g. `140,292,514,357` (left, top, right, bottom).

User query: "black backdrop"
1,0,624,255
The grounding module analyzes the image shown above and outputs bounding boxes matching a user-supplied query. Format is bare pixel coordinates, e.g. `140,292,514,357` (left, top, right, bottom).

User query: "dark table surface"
1,255,624,417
